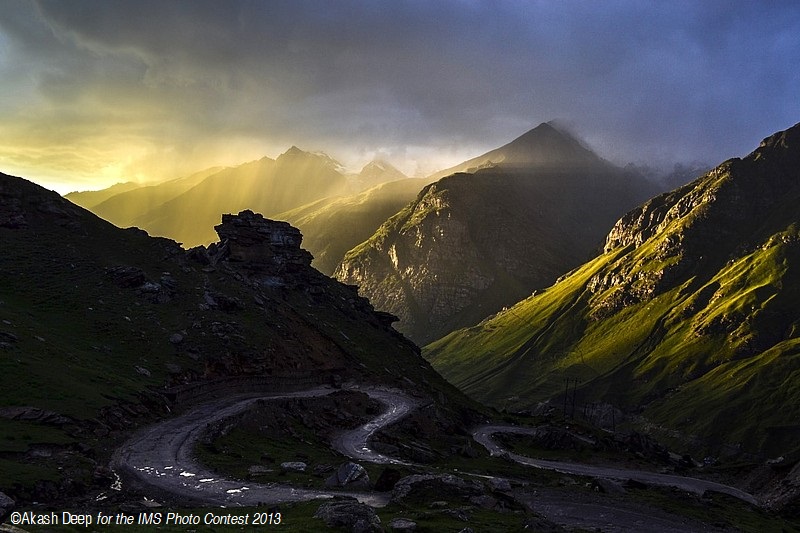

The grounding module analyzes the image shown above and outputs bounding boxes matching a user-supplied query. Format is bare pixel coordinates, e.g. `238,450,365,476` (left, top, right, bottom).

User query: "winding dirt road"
112,383,758,532
473,424,759,506
112,385,417,507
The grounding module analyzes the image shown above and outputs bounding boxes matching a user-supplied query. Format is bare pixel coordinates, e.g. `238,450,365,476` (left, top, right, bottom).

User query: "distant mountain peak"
361,159,390,172
276,146,343,171
492,121,601,167
282,145,307,157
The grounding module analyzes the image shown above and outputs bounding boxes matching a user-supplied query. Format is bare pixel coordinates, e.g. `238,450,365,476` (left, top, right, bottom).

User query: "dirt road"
473,424,758,506
112,386,417,507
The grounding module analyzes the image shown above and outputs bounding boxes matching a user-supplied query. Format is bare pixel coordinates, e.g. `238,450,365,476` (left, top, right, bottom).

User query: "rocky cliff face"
336,124,656,345
588,125,800,321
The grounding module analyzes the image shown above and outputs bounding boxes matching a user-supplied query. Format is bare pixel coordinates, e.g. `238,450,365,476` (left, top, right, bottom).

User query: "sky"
1,1,799,194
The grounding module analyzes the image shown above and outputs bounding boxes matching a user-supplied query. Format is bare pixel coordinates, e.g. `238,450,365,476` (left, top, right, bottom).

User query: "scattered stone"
134,366,151,377
429,501,448,509
165,363,182,374
141,497,162,508
488,478,511,492
469,494,498,509
280,461,307,473
248,465,274,476
0,491,15,522
314,501,381,532
325,462,370,489
312,464,334,476
0,406,72,426
169,333,184,344
392,474,484,504
140,282,161,293
389,517,417,531
0,331,18,343
106,266,146,288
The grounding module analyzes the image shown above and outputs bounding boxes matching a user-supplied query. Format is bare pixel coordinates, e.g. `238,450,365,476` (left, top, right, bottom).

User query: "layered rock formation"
213,210,312,277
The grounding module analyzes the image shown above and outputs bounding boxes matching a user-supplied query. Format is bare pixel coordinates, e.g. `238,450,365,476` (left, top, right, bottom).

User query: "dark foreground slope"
0,173,473,507
336,123,656,344
427,122,800,459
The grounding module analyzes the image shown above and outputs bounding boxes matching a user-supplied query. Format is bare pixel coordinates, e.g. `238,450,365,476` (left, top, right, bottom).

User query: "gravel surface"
112,386,417,507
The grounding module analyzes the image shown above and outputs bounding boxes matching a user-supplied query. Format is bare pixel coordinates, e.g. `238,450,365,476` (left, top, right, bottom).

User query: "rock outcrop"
0,491,14,522
211,210,313,280
314,501,382,532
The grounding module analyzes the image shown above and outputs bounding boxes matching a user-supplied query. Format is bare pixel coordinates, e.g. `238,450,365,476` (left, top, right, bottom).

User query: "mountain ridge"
426,121,800,459
335,123,657,344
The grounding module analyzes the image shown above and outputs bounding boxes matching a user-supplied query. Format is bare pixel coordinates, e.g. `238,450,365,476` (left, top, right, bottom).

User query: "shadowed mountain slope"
0,172,473,505
336,123,656,344
277,177,428,275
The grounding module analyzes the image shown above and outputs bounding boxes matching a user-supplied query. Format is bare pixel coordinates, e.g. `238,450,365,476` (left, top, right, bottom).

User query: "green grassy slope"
426,123,800,458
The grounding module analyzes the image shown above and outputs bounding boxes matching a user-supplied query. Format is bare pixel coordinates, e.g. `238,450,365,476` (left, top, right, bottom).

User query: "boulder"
325,462,370,489
391,474,484,504
388,517,417,531
488,477,511,492
0,491,14,522
314,501,382,532
280,461,307,473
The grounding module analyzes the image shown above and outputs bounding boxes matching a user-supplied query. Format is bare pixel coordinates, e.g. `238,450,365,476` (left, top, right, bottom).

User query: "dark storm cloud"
1,0,799,191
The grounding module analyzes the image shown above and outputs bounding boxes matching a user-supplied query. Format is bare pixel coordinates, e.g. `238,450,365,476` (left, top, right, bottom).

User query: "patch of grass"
0,419,77,459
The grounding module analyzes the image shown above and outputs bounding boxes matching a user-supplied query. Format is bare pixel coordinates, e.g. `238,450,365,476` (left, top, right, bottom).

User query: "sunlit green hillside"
426,123,800,458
